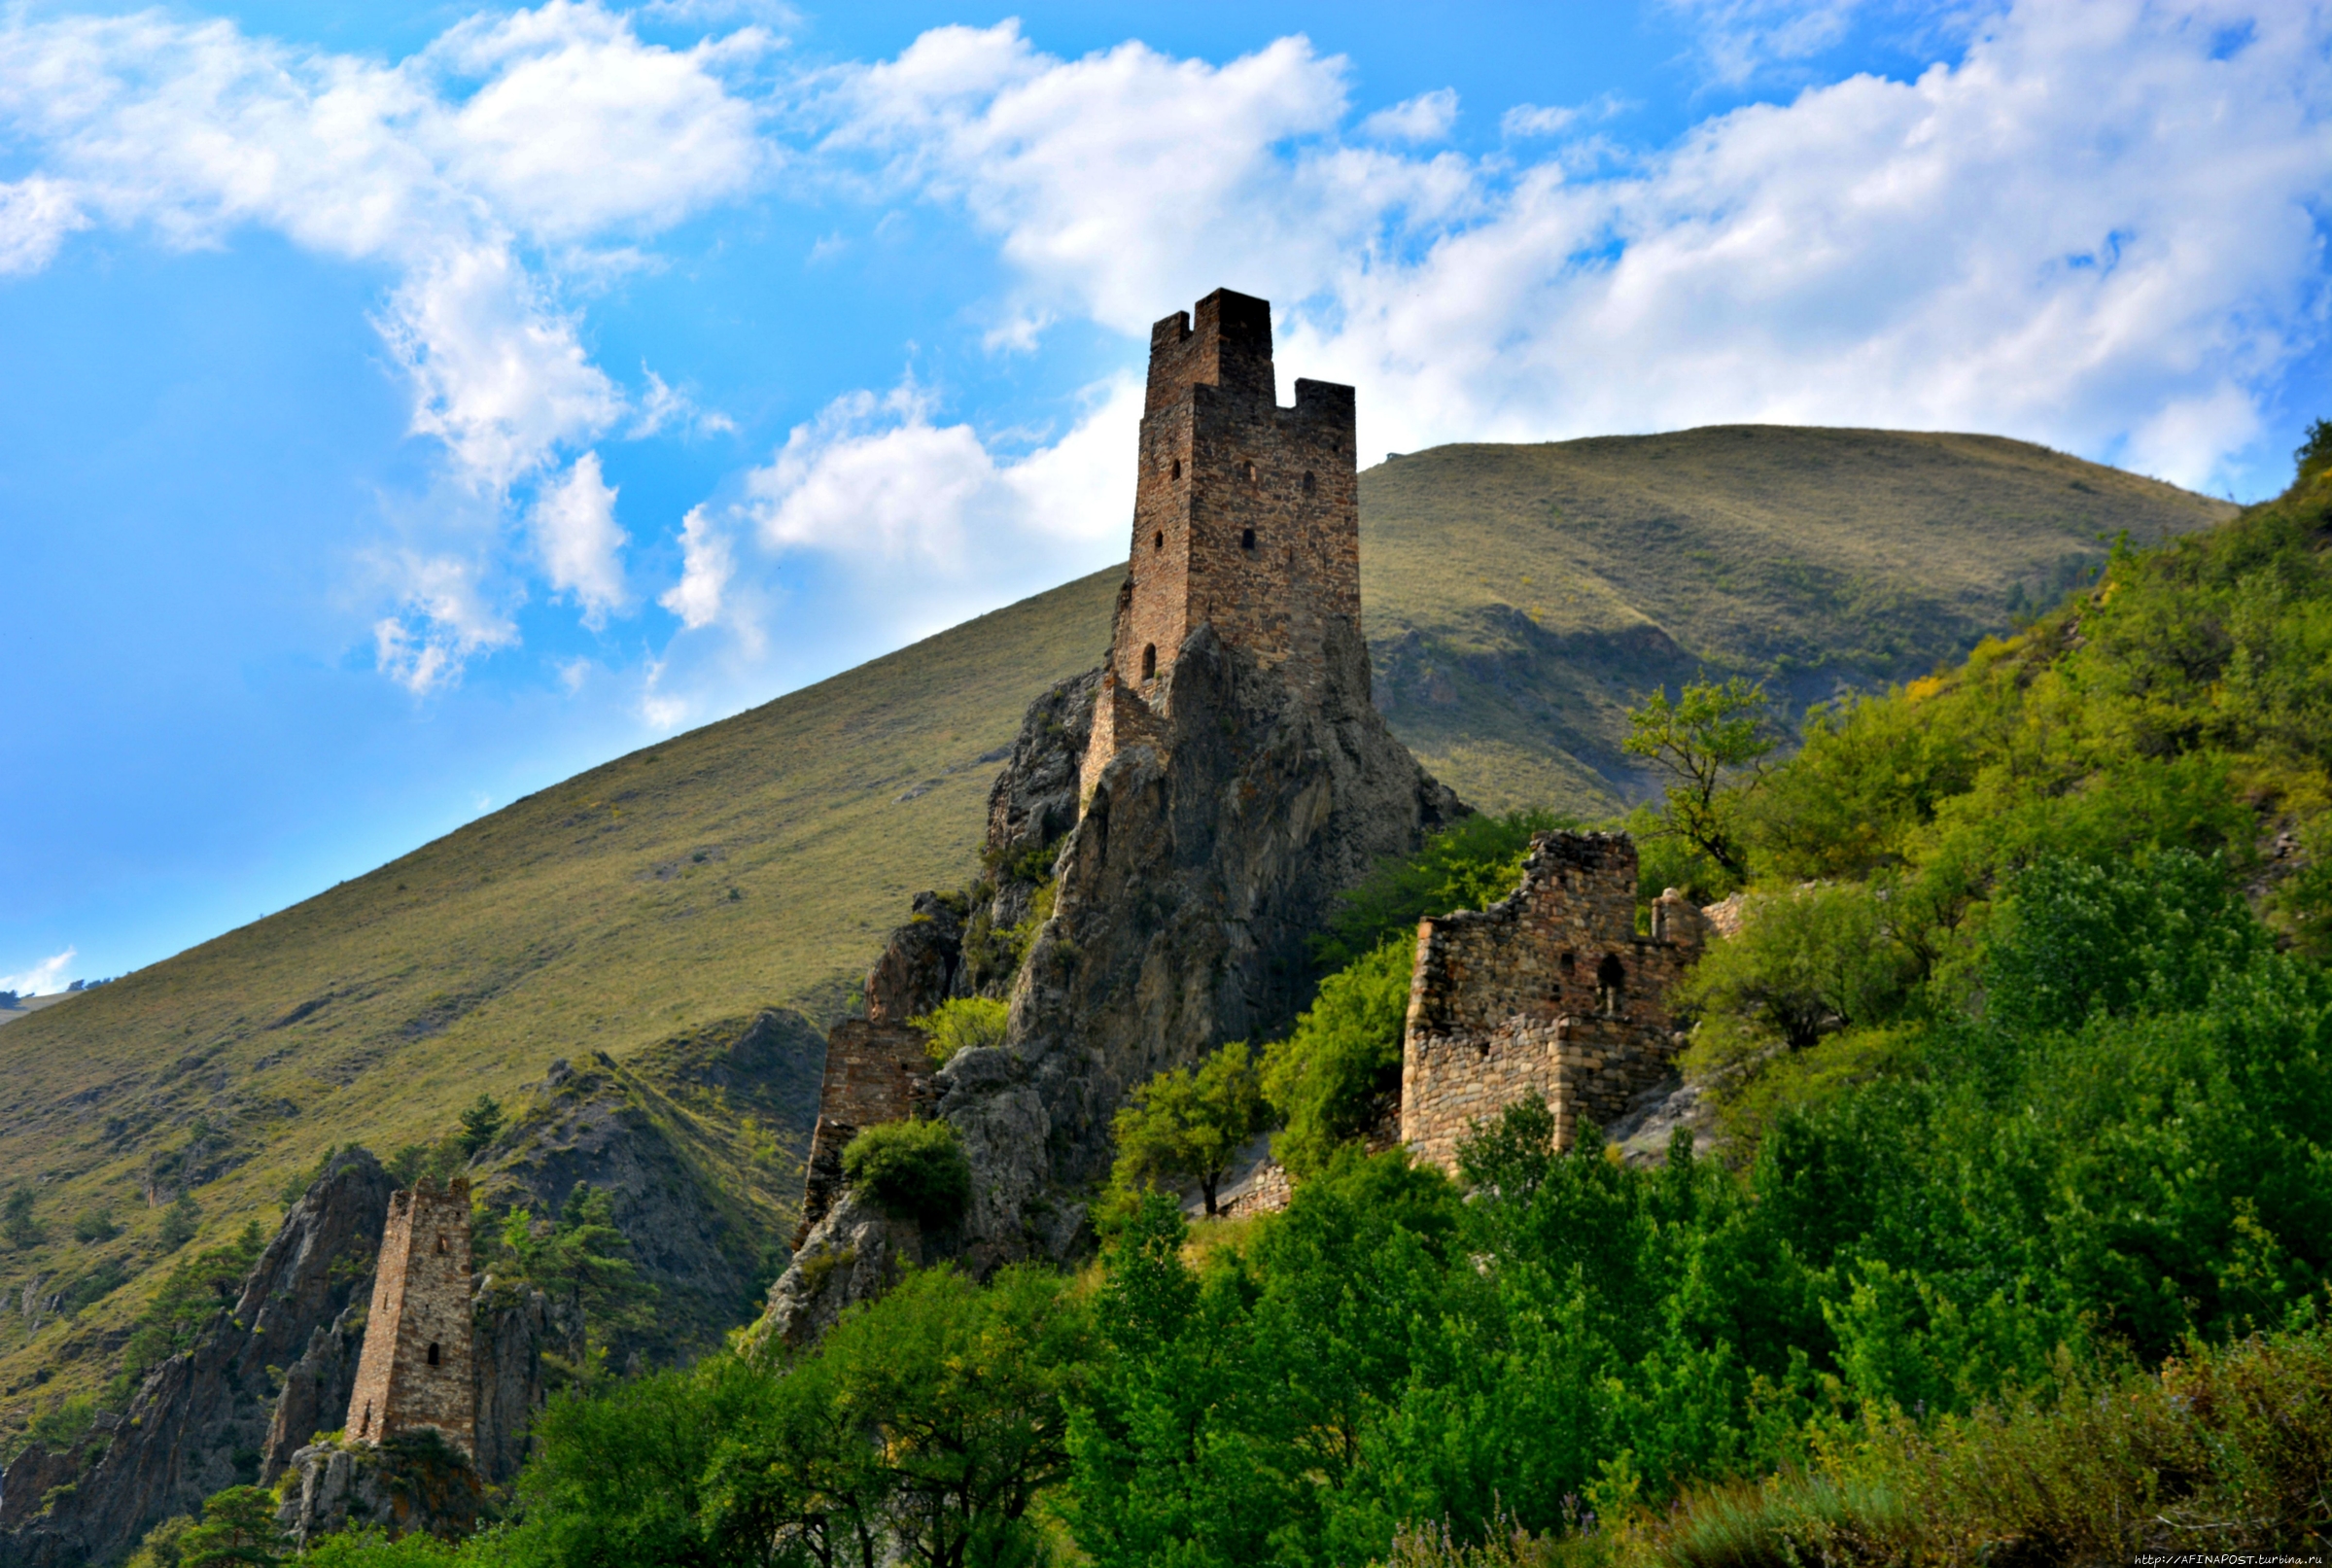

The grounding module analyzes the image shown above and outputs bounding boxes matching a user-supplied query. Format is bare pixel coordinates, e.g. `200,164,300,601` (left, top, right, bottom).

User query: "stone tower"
345,1177,475,1457
1081,289,1360,800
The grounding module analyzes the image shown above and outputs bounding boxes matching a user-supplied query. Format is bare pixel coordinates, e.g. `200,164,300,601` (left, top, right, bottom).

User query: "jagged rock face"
755,1189,929,1350
470,1285,578,1488
475,1008,824,1355
276,1435,484,1550
0,1150,394,1568
765,619,1460,1338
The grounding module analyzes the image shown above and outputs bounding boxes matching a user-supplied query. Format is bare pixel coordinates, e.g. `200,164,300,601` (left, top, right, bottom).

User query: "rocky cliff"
0,1151,393,1567
0,1151,575,1564
762,614,1460,1343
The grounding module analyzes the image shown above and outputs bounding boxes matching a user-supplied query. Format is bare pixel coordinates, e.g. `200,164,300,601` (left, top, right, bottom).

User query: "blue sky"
2,0,2328,993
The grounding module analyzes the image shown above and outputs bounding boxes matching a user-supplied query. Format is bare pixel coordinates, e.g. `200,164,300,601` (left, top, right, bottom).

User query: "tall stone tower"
345,1177,475,1457
1081,289,1360,800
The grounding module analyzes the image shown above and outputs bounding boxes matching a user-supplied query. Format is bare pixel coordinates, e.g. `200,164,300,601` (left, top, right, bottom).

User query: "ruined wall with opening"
345,1179,475,1456
1401,832,1709,1173
1081,288,1360,802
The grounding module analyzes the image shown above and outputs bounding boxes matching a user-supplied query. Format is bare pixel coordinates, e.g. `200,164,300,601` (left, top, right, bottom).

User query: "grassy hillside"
1364,427,2231,809
0,427,2230,1431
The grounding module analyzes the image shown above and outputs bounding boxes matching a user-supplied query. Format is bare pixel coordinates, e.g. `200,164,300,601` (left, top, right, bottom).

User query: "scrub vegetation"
0,429,2231,1466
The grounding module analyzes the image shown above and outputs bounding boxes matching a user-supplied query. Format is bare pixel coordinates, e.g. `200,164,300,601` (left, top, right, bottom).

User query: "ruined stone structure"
1401,832,1709,1173
345,1179,475,1457
766,292,1459,1344
1081,288,1360,802
795,1018,934,1245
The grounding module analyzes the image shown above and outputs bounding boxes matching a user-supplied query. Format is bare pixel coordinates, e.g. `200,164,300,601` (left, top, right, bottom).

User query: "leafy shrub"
1316,810,1570,969
4,1184,43,1250
1261,935,1415,1175
26,1393,95,1451
1679,880,1923,1078
841,1120,972,1229
157,1194,201,1251
909,996,1010,1067
72,1206,120,1243
1109,1042,1267,1216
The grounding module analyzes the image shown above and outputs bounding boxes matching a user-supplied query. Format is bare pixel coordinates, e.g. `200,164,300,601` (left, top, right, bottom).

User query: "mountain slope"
0,427,2232,1431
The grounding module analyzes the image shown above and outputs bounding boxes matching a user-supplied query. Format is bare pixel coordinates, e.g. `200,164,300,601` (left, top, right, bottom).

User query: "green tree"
73,1204,119,1243
908,997,1010,1068
1623,675,1776,882
458,1094,505,1158
4,1183,43,1250
177,1485,285,1568
157,1193,201,1251
2295,415,2332,487
500,1183,656,1350
1261,935,1416,1176
818,1265,1094,1568
841,1121,972,1230
1110,1042,1267,1217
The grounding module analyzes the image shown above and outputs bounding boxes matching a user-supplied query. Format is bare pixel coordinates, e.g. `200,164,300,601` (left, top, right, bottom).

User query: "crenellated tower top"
1083,290,1360,801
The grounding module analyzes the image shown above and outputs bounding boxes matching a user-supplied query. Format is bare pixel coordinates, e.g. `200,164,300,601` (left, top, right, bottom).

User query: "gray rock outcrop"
761,615,1460,1343
0,1150,394,1568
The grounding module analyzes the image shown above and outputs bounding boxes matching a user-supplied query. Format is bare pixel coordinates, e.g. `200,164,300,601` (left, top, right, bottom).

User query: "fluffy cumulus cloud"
369,551,518,695
530,451,631,625
0,1,764,679
818,1,2329,497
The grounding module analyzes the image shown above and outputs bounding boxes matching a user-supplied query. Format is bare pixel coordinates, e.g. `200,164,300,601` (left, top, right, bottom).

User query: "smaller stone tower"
345,1177,476,1457
1081,288,1361,802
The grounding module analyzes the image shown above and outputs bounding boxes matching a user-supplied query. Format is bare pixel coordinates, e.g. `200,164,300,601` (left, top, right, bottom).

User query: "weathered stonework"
1080,288,1360,802
1402,832,1709,1173
794,1019,933,1246
345,1180,475,1458
765,290,1461,1344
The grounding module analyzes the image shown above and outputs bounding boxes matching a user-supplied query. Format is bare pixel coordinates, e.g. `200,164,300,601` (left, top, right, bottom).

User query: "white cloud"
660,504,737,632
0,1,766,684
0,948,76,996
839,0,2332,496
530,451,630,625
1361,87,1458,143
370,552,518,693
629,367,737,438
427,2,768,243
1501,94,1625,138
0,176,88,273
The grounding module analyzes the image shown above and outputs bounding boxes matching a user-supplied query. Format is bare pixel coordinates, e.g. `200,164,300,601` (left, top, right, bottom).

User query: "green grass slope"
0,427,2230,1429
1364,426,2232,810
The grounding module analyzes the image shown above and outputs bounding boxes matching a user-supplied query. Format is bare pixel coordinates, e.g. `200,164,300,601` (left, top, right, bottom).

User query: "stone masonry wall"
794,1019,932,1245
1402,833,1709,1173
1084,288,1359,801
345,1179,476,1457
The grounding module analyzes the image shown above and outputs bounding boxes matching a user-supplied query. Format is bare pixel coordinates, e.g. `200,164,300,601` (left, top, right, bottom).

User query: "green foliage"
179,1485,286,1568
841,1119,973,1230
112,1220,266,1403
5,1183,44,1250
458,1095,505,1158
126,1515,195,1568
26,1393,95,1450
1316,811,1570,970
2296,416,2332,486
910,995,1011,1067
1109,1042,1267,1217
486,1265,1091,1568
73,1204,121,1243
61,1257,130,1314
385,1141,464,1192
1679,881,1924,1077
496,1184,655,1347
1623,676,1775,884
1261,936,1416,1176
295,1530,462,1567
158,1193,202,1251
